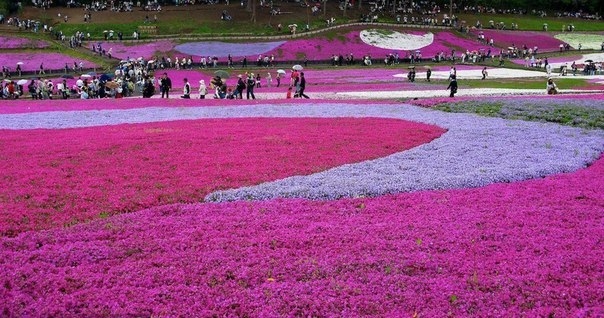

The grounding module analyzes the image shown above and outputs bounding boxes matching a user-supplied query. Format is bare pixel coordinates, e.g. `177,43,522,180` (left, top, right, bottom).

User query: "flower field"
0,36,49,49
1,96,603,316
104,29,493,62
554,33,604,50
0,53,98,72
2,24,604,316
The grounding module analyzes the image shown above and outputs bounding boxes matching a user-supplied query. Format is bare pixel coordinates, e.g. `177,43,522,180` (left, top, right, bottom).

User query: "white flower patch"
360,29,434,51
554,33,604,50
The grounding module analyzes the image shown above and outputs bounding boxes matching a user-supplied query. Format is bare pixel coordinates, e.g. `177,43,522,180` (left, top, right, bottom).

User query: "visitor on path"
235,75,246,99
198,80,207,99
181,78,191,99
246,73,256,99
160,73,172,98
546,78,558,95
426,68,432,82
447,75,458,97
481,67,488,80
297,72,310,99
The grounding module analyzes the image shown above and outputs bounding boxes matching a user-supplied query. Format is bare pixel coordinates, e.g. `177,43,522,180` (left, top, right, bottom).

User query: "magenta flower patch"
0,53,98,71
1,153,602,316
0,117,443,235
0,36,49,49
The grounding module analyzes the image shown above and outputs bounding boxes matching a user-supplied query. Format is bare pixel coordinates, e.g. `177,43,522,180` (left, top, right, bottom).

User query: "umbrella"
105,81,119,89
214,70,230,79
407,66,416,69
81,74,92,78
16,62,24,65
103,30,108,33
415,50,421,53
87,72,97,76
76,79,84,87
276,69,286,74
99,73,114,82
292,64,303,71
148,60,155,64
3,79,12,83
61,74,74,79
507,47,515,50
289,24,298,28
423,65,431,69
585,59,594,63
17,79,28,85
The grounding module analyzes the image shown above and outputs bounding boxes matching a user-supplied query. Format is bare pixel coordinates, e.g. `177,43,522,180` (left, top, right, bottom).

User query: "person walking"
447,75,458,97
160,73,172,98
481,67,488,80
297,72,310,99
426,68,432,82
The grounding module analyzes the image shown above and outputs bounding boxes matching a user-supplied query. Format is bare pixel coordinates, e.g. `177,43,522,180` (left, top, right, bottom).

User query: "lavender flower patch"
175,41,286,59
204,104,604,201
2,103,602,201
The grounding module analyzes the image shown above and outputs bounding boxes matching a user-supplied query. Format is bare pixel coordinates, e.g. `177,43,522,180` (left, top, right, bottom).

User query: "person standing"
160,73,171,98
198,79,207,99
481,67,488,80
246,73,256,99
426,68,432,82
181,78,191,99
235,75,246,99
447,75,458,97
297,72,310,99
276,72,281,87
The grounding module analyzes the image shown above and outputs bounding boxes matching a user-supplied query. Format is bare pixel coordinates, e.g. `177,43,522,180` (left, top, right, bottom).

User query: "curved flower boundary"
1,154,603,316
1,103,602,202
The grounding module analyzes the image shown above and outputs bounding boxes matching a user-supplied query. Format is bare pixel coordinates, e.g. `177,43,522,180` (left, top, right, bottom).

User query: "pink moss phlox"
0,117,444,235
1,154,602,315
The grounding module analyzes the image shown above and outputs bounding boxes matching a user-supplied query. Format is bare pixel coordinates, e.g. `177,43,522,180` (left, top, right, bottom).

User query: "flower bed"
92,40,176,60
168,29,490,62
0,53,98,71
1,153,602,316
0,36,49,49
470,30,565,52
554,33,604,50
0,116,444,235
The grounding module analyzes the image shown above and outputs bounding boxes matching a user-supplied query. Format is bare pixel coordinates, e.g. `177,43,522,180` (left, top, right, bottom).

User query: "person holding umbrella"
447,75,458,97
160,72,172,98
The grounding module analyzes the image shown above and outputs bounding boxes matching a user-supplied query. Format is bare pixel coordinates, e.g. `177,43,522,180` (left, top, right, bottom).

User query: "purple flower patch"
175,41,286,58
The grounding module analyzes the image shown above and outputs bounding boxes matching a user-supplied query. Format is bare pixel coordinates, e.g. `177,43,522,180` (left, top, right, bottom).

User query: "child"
286,86,292,99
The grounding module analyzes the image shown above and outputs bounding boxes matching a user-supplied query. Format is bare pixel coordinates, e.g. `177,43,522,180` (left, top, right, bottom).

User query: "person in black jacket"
160,73,172,98
298,72,310,99
246,73,256,99
447,75,458,97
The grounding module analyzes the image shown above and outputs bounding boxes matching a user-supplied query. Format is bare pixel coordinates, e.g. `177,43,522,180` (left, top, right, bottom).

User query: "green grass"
456,13,604,32
434,100,604,129
461,78,595,89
